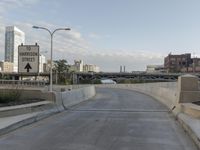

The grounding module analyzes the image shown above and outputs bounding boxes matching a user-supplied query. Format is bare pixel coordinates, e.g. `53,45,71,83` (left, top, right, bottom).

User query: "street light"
32,26,70,92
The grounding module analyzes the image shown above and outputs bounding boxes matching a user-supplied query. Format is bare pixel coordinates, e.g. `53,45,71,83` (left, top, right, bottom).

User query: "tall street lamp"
32,26,70,92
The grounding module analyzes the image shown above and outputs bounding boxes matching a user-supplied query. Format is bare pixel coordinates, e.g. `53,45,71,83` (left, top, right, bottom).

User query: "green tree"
53,59,70,84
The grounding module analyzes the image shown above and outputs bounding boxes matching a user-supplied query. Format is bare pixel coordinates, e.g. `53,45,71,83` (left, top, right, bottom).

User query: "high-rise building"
39,54,46,72
5,26,25,72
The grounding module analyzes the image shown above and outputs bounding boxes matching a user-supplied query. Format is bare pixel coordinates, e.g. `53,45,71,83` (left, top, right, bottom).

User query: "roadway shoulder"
177,113,200,149
0,107,63,136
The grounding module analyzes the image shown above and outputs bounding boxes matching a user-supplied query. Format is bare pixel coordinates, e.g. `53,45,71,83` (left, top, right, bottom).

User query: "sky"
0,0,200,72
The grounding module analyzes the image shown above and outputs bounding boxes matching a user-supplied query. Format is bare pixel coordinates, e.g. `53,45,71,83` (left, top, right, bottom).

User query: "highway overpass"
73,72,200,84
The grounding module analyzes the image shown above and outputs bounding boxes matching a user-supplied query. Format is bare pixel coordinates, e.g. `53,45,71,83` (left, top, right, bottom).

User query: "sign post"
18,43,39,73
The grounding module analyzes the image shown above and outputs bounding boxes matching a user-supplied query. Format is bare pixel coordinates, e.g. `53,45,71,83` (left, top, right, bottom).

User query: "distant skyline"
0,0,200,72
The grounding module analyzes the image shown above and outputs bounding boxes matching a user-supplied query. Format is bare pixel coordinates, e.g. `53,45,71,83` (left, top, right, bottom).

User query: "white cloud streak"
0,1,165,71
0,19,165,71
0,0,39,13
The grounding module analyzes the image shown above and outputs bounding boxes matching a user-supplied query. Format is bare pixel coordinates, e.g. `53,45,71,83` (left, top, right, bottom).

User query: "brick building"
164,53,200,73
164,53,191,73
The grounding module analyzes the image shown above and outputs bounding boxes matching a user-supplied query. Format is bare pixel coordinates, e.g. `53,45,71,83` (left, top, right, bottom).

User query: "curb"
0,106,64,136
176,113,200,149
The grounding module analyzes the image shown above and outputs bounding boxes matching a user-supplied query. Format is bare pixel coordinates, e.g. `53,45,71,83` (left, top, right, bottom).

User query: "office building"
146,65,165,73
70,60,100,73
43,59,55,73
83,64,100,73
5,26,25,72
0,61,14,72
70,60,84,72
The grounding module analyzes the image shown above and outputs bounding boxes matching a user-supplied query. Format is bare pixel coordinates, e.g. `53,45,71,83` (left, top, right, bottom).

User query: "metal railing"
0,80,47,87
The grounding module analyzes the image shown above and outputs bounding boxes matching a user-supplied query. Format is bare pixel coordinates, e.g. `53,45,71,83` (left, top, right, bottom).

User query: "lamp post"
32,26,70,92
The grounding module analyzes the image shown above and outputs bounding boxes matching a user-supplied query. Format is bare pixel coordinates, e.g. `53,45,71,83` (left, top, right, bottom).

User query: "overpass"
1,72,200,84
73,72,200,84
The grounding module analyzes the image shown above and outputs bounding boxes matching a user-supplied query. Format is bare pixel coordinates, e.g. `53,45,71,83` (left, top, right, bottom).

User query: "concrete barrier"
96,75,200,114
0,85,96,117
177,74,200,103
54,85,96,109
96,82,177,110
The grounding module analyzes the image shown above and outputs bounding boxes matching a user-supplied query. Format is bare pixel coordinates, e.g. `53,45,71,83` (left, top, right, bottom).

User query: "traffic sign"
18,44,39,73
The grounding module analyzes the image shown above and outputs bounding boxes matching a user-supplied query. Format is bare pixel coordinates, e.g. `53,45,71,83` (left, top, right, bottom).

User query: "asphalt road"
0,88,197,150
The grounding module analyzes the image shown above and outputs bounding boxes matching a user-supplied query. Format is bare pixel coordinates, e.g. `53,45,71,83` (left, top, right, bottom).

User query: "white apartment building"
70,60,84,72
43,59,55,73
83,64,100,72
0,61,14,72
70,60,100,73
5,26,25,72
39,54,46,72
146,65,165,73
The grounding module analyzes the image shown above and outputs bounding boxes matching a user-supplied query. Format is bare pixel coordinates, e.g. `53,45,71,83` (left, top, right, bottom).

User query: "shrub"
0,87,22,104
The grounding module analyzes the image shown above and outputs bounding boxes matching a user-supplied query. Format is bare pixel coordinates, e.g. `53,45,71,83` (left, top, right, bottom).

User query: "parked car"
100,79,116,84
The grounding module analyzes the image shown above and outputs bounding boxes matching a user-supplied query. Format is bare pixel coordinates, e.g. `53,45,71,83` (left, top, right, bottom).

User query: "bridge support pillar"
72,73,78,84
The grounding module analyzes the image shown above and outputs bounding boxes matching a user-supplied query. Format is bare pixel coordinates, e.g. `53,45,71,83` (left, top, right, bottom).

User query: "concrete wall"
0,85,95,109
0,85,96,117
54,85,96,109
177,75,200,103
96,82,177,110
96,76,200,118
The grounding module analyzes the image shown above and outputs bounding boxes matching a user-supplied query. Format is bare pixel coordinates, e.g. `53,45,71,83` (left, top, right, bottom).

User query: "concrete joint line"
69,109,168,113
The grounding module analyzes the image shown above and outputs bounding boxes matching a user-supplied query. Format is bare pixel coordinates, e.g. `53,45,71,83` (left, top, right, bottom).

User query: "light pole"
32,26,70,92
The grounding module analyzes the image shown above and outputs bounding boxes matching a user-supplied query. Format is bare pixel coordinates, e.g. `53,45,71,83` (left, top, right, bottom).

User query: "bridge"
73,72,200,83
0,75,199,150
1,72,200,85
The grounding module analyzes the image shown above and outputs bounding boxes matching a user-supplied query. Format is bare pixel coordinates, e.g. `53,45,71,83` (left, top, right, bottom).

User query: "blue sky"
0,0,200,71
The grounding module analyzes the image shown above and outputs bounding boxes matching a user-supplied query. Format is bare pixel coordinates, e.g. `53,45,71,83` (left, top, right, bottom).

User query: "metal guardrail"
0,80,47,87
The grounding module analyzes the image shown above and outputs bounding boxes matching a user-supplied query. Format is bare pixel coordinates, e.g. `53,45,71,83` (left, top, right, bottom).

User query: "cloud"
85,51,164,71
88,32,111,39
68,29,82,39
53,48,164,72
88,33,101,39
0,0,39,14
0,19,93,61
0,1,165,71
0,18,165,71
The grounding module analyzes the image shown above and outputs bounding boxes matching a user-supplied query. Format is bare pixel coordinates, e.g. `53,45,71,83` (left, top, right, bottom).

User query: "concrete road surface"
0,88,197,150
